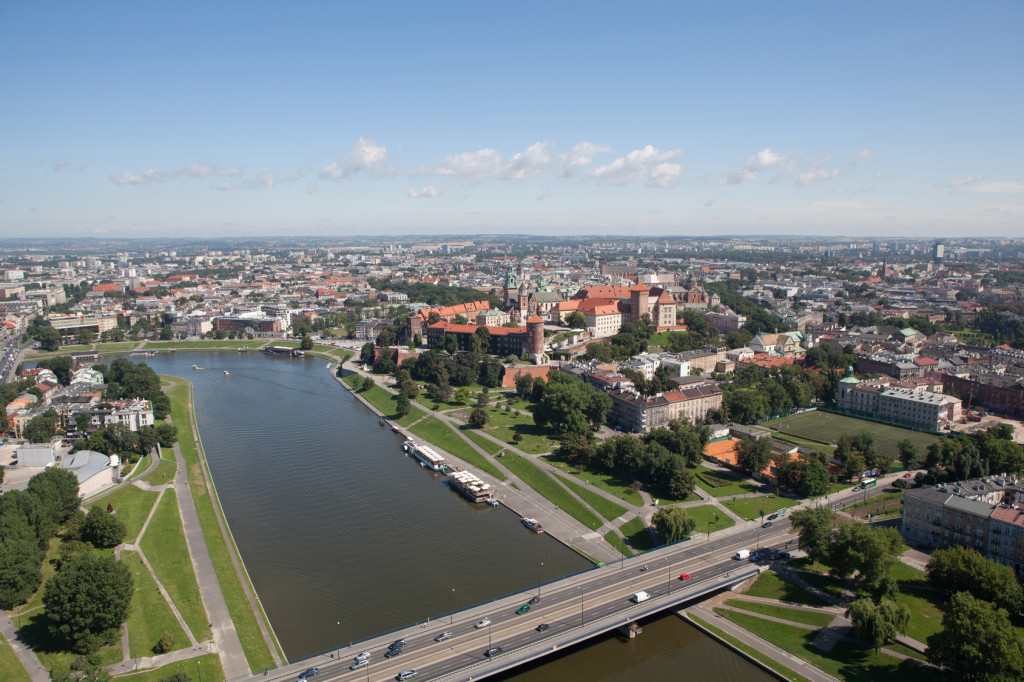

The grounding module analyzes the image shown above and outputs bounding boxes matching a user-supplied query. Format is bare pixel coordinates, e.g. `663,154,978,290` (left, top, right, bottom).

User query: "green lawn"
553,474,628,522
114,652,224,682
95,342,142,351
343,378,427,427
408,418,507,480
842,491,904,520
138,490,210,643
770,432,838,454
472,405,558,454
618,517,655,551
122,551,190,656
744,571,828,607
797,571,846,600
693,465,764,497
723,599,837,628
764,411,940,465
123,453,151,480
166,381,279,671
604,530,632,557
715,608,920,682
542,455,644,506
888,561,927,587
893,586,945,643
499,453,604,531
88,485,159,544
461,428,504,455
0,632,31,682
686,612,813,682
677,504,736,535
143,455,177,487
788,557,833,574
721,494,799,521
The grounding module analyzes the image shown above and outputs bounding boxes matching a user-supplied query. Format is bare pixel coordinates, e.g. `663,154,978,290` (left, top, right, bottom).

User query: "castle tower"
526,315,546,365
629,283,650,324
503,263,518,305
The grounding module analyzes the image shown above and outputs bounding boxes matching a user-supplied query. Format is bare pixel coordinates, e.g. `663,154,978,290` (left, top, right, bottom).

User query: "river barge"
403,440,447,471
263,346,305,357
521,517,544,533
447,470,494,503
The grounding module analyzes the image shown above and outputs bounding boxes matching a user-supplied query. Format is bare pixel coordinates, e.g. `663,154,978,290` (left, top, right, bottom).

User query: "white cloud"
720,148,785,185
111,169,166,185
851,149,876,165
408,185,440,198
415,142,554,180
796,162,839,187
556,141,611,177
588,145,683,188
53,159,69,172
320,137,396,181
948,175,983,187
182,161,242,178
943,176,1022,193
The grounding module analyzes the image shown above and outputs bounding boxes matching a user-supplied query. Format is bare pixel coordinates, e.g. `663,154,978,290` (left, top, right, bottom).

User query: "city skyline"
1,1,1021,238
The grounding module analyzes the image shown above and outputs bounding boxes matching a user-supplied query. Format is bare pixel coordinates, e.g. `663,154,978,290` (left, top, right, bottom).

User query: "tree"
82,510,127,549
74,412,92,433
155,632,176,654
736,436,772,476
299,335,314,351
789,507,836,565
652,507,696,543
37,355,74,385
394,393,411,419
565,311,586,329
0,496,45,608
927,592,1024,681
43,553,134,653
23,408,60,443
514,372,534,399
359,342,376,366
349,374,362,391
74,328,96,345
896,439,918,470
37,325,61,351
827,524,905,592
667,468,697,499
533,372,611,437
26,467,81,526
927,546,1023,615
846,597,910,652
468,407,489,428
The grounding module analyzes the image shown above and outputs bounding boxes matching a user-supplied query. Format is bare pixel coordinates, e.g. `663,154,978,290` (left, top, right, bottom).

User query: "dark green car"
515,604,531,615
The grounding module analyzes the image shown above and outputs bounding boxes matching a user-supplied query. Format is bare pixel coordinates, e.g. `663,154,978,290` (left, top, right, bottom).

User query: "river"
122,351,773,681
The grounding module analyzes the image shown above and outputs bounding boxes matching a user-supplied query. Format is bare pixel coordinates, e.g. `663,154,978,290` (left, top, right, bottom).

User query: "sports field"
765,410,941,462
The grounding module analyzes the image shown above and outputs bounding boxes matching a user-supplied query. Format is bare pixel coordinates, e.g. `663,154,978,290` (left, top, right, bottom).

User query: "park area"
765,410,941,463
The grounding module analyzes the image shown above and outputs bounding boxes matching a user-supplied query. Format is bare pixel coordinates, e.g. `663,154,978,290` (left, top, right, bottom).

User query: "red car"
679,573,691,580
903,472,912,478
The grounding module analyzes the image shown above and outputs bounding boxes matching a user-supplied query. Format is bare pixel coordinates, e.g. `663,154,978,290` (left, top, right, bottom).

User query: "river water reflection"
134,352,771,681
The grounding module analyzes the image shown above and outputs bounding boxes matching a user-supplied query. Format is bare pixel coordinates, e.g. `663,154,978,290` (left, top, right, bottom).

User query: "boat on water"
263,346,304,357
521,518,544,534
191,365,198,370
391,425,401,433
406,441,446,471
223,370,229,375
486,499,500,507
237,347,249,352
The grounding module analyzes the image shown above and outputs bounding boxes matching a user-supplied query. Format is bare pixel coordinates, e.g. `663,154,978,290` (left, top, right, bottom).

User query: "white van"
632,591,650,603
734,549,750,560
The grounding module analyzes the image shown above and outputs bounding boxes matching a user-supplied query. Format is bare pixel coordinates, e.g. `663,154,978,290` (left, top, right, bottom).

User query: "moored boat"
521,518,544,533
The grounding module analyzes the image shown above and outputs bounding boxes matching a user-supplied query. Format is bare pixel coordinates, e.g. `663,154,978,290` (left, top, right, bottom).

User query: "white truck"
734,549,751,560
632,591,650,603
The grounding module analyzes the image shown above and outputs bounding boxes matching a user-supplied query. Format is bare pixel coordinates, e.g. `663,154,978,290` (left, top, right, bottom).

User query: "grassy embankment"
686,612,813,682
121,551,190,656
0,633,32,682
166,382,279,672
340,374,426,428
498,453,604,531
553,474,628,522
138,491,210,642
543,455,644,507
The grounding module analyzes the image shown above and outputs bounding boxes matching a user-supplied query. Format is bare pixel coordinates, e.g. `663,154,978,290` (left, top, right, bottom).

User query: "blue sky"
1,1,1021,239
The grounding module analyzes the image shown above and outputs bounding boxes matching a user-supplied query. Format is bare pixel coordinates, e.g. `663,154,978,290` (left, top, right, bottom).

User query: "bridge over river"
259,517,799,682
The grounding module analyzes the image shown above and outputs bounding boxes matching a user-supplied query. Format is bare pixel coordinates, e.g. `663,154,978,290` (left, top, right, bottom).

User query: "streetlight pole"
487,620,492,649
450,587,455,624
578,587,584,628
336,621,340,657
537,562,544,596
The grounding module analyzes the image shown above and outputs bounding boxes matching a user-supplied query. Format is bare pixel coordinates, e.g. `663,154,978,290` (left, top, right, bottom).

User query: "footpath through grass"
461,428,504,455
167,381,278,671
342,375,427,427
715,608,919,681
723,599,837,628
0,633,31,682
138,490,210,643
143,453,177,487
721,494,799,521
693,465,764,497
122,551,189,656
499,453,604,531
686,612,813,682
553,473,628,521
617,517,655,551
542,455,644,506
744,571,828,607
88,485,159,544
679,504,736,534
115,652,224,682
408,418,506,480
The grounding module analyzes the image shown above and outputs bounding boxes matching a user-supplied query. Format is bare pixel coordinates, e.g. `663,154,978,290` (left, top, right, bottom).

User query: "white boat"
191,365,198,370
223,370,229,375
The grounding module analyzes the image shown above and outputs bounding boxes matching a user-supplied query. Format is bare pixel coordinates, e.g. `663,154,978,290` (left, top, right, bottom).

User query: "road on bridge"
266,486,891,682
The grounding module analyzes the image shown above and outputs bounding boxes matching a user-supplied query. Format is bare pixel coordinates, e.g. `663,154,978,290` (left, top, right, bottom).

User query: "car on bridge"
434,631,452,642
515,604,531,615
384,648,402,659
679,573,691,580
396,671,418,681
349,660,369,671
484,646,504,657
298,668,320,680
528,596,542,605
475,618,491,628
536,623,550,632
355,651,371,662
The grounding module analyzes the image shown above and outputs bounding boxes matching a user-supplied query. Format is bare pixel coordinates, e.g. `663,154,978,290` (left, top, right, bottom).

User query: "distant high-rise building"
933,241,945,261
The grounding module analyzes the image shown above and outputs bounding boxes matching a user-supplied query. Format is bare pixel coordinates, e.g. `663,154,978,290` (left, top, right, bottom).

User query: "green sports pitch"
765,411,941,462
